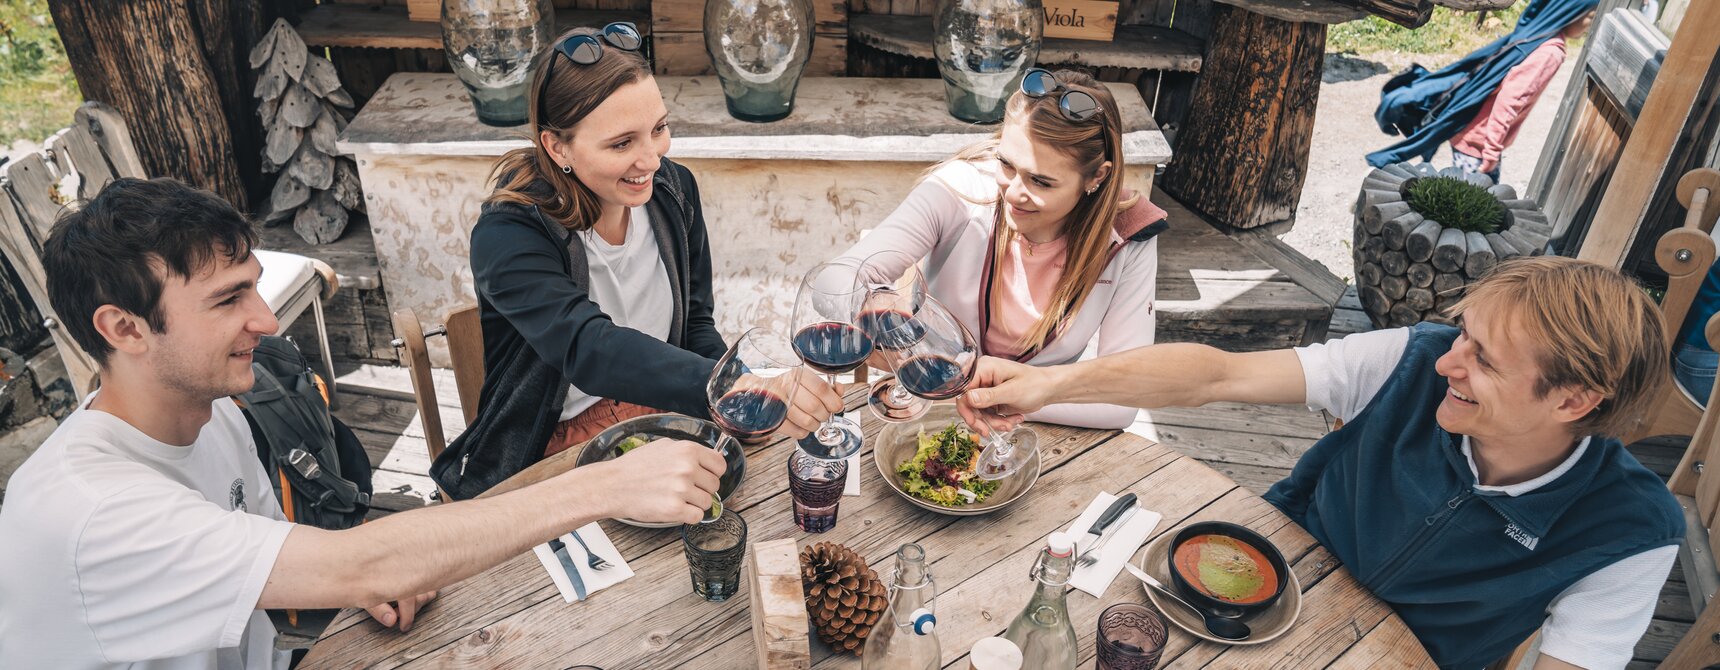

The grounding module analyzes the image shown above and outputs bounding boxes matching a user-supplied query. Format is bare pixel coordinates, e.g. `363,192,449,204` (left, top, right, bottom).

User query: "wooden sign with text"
1042,0,1118,41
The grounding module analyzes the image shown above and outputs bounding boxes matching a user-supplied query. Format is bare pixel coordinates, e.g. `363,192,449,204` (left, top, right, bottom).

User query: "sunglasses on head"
538,22,644,123
1019,68,1101,123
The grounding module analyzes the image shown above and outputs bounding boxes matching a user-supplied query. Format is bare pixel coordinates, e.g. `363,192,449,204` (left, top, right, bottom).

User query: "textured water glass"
1095,603,1168,670
683,509,748,601
787,448,846,532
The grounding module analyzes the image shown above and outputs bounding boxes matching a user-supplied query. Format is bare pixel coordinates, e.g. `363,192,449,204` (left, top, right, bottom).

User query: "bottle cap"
969,637,1023,670
910,607,936,635
1047,532,1075,557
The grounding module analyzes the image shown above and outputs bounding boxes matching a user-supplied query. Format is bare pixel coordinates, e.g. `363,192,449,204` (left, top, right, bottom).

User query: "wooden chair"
0,102,341,401
389,306,483,470
1620,167,1720,451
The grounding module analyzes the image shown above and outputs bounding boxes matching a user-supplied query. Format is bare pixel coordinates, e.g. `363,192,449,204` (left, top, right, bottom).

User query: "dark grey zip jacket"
430,159,727,499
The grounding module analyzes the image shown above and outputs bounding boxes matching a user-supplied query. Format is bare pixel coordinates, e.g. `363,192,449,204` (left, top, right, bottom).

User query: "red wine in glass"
857,308,927,352
712,388,789,442
792,322,874,375
894,354,973,400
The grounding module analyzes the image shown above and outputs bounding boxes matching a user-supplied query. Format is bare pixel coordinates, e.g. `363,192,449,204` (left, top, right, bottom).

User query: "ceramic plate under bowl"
872,403,1040,516
577,413,746,528
1136,531,1301,645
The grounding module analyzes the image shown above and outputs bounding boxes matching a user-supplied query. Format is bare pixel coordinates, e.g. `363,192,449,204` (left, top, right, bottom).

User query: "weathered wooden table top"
301,389,1434,669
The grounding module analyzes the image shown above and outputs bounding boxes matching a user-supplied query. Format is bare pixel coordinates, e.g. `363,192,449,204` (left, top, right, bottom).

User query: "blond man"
959,257,1682,670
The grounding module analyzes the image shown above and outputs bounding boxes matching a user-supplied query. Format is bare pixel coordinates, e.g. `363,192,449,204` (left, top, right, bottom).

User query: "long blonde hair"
486,27,653,231
925,70,1132,354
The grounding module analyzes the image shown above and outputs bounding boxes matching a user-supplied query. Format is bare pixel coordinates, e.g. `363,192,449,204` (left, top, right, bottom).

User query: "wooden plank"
747,538,812,670
847,14,1204,72
75,102,147,179
1042,0,1120,41
57,122,118,200
4,153,68,242
1325,615,1439,669
1140,420,1317,471
297,4,650,50
1209,0,1367,23
1577,0,1720,269
1586,9,1670,121
1202,460,1291,494
1528,0,1637,205
1227,224,1348,305
1138,401,1331,441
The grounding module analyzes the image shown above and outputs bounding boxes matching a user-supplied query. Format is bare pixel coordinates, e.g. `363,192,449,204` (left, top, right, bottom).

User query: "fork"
570,530,612,571
1076,506,1139,568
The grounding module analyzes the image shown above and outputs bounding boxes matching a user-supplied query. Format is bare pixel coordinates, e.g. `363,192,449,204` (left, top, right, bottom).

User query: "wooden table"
301,389,1434,668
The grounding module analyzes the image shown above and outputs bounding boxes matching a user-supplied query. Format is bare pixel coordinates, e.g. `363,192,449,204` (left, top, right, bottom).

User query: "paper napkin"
533,521,635,603
1064,491,1162,598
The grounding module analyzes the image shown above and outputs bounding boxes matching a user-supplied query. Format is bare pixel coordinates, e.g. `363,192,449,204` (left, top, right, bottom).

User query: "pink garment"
1449,37,1568,172
985,234,1069,358
838,160,1167,430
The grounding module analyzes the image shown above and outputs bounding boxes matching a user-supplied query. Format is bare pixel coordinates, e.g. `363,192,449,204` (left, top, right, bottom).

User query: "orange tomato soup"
1172,534,1278,604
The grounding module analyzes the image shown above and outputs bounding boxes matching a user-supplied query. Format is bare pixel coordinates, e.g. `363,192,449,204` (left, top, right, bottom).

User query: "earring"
561,164,572,174
1085,185,1097,195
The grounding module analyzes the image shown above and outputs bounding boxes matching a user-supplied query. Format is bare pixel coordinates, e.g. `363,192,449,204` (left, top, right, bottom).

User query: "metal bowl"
577,413,747,528
872,403,1039,516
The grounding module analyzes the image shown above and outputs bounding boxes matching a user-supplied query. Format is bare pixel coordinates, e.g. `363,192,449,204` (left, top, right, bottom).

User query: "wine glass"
790,260,875,461
707,328,801,446
884,295,1039,481
856,249,931,422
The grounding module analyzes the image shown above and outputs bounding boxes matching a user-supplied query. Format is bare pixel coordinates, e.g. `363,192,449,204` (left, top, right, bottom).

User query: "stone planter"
1352,162,1553,329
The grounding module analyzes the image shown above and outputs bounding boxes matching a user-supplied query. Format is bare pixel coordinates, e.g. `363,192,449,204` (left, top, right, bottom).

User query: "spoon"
1124,562,1251,641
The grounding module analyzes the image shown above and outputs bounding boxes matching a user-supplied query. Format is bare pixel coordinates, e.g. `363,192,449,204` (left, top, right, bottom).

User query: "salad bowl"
578,413,747,528
872,403,1040,516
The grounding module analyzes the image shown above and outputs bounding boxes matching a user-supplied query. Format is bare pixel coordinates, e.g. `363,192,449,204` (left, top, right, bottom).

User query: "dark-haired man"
0,178,725,668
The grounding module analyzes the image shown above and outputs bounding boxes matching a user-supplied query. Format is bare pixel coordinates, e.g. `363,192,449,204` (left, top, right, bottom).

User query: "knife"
546,537,589,601
1077,493,1138,560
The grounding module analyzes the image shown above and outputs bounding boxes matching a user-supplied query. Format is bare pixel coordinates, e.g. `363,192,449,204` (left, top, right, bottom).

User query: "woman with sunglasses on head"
431,25,843,499
838,68,1167,429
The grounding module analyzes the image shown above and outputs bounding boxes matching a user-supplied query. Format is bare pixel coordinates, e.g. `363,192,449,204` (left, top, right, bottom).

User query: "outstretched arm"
958,344,1308,434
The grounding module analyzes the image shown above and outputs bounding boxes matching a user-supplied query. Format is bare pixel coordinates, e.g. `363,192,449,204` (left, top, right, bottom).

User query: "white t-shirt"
0,395,294,669
1296,328,1677,670
560,204,675,420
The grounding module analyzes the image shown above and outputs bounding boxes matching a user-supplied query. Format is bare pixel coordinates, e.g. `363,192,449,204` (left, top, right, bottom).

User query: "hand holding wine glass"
708,328,802,445
790,260,875,461
856,249,932,423
955,356,1046,436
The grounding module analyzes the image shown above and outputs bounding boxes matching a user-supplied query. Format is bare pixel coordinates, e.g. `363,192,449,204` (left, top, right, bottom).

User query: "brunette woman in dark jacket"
431,25,840,499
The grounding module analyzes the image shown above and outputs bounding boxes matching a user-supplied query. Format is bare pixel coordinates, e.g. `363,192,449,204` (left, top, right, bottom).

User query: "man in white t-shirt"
956,256,1683,670
0,178,726,669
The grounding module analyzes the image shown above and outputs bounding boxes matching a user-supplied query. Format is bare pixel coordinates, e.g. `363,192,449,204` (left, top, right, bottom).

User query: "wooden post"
1159,4,1325,231
1576,0,1720,268
748,539,812,669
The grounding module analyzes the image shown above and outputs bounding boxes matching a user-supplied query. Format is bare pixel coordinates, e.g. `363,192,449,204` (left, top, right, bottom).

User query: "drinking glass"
856,249,932,423
682,508,748,601
790,260,875,461
708,328,801,446
787,448,847,532
882,295,1039,480
1095,603,1168,670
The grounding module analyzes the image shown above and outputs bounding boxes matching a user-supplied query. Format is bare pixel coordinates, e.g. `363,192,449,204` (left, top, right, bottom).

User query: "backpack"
238,335,372,530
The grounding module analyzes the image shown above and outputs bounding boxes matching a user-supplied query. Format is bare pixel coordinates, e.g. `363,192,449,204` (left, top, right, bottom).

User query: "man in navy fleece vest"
958,257,1683,669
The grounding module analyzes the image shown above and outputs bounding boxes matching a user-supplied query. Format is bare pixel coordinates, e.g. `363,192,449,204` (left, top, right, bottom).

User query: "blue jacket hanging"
1365,0,1598,167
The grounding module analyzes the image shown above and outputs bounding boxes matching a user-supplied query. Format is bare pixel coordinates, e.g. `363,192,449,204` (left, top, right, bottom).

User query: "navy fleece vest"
1264,324,1683,669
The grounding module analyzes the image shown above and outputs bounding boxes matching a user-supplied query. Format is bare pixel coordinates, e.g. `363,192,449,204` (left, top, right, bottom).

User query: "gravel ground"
1278,51,1579,281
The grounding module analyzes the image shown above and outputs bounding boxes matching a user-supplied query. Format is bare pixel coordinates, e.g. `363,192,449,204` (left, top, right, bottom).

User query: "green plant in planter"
1405,177,1505,234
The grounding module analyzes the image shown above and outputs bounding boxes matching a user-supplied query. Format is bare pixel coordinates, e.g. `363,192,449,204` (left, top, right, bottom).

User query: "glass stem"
819,373,843,445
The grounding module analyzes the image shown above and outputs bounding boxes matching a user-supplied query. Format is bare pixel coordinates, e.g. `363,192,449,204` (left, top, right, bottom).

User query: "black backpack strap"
246,361,370,514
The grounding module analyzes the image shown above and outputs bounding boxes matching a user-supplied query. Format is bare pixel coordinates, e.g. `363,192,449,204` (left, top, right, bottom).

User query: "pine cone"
799,541,888,655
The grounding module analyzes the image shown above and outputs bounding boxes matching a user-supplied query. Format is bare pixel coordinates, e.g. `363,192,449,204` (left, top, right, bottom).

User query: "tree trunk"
48,0,311,208
1160,4,1325,230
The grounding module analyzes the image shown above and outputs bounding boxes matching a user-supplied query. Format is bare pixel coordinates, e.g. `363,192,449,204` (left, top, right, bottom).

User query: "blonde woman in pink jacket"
837,68,1167,430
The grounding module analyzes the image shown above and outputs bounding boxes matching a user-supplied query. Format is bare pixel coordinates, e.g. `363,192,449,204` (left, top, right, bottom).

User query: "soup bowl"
1166,521,1290,619
577,413,747,528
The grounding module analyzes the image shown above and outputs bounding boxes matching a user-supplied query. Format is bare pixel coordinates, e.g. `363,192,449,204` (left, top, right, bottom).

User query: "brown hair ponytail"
485,27,653,231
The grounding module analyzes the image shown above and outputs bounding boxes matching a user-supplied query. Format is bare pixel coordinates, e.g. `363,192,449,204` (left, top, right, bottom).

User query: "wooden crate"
407,0,439,22
1043,0,1119,41
651,0,847,75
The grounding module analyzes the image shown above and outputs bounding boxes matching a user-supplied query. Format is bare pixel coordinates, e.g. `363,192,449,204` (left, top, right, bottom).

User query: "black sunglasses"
538,22,644,121
1019,68,1101,122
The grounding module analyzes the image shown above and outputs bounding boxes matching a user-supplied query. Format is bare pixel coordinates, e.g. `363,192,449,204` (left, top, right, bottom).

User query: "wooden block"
1436,166,1464,179
1404,287,1434,311
1362,175,1406,193
1487,183,1518,200
1382,163,1417,180
1362,201,1413,236
1382,212,1420,250
1380,274,1409,301
1410,162,1438,177
1498,228,1541,256
748,538,812,670
1359,188,1400,209
1433,271,1466,296
1042,0,1119,41
1404,218,1441,262
1360,284,1390,321
1432,227,1467,273
1389,303,1421,327
1358,261,1383,287
1463,231,1496,279
1435,292,1461,314
1382,249,1409,276
1499,198,1540,211
407,0,439,21
1485,232,1519,260
1407,262,1434,288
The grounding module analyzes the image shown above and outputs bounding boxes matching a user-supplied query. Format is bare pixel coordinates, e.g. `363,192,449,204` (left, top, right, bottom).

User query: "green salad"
614,435,651,454
896,424,1001,506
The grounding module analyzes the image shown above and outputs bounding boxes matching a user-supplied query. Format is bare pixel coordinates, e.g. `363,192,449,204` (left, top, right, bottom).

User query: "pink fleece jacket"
837,159,1168,430
1450,37,1568,172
